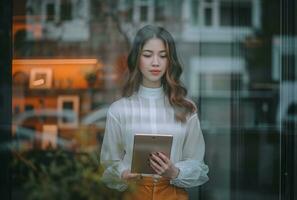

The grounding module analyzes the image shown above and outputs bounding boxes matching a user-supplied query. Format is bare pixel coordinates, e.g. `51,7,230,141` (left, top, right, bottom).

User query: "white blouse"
100,85,209,191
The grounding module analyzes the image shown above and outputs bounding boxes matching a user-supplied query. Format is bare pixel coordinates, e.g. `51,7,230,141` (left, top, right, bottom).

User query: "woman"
100,25,209,200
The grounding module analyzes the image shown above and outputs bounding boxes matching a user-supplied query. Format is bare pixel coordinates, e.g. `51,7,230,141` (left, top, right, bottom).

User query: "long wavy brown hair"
122,25,196,122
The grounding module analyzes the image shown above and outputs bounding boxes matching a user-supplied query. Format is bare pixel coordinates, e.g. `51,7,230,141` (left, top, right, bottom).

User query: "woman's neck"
138,84,164,99
141,80,161,88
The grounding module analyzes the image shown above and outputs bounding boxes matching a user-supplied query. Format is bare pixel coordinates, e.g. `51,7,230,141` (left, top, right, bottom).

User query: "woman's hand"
149,152,179,179
121,169,141,181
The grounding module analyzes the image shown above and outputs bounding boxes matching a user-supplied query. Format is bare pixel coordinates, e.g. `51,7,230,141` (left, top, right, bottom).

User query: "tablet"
131,133,173,175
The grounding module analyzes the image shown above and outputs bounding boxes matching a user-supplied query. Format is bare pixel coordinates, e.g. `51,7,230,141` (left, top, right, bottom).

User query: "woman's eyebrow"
142,50,153,53
142,50,167,53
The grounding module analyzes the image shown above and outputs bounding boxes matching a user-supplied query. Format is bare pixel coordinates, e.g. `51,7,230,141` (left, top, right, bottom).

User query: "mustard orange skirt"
123,176,188,200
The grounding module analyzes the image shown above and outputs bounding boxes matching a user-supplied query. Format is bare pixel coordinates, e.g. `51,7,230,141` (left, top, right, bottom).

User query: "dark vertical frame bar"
0,0,12,199
280,0,296,199
230,1,244,198
230,72,243,200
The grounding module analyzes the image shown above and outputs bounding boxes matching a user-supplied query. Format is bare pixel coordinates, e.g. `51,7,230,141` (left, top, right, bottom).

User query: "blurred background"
4,0,297,199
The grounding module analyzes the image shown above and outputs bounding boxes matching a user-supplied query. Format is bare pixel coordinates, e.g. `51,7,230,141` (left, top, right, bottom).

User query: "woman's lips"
150,70,161,75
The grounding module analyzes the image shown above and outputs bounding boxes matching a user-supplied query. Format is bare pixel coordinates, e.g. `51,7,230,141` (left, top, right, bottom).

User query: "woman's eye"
160,55,167,58
142,54,151,57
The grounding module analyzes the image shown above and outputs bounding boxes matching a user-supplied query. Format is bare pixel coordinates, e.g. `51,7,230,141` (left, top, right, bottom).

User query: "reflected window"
204,7,212,26
190,0,255,28
46,3,55,22
122,0,134,22
138,0,153,22
60,0,73,21
191,0,199,25
140,5,148,22
123,0,157,23
62,101,74,123
43,0,74,23
220,1,252,27
154,0,166,22
36,0,90,41
202,0,214,26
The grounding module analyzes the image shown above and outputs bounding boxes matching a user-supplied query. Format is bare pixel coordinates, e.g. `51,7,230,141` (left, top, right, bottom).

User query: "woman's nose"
152,55,159,66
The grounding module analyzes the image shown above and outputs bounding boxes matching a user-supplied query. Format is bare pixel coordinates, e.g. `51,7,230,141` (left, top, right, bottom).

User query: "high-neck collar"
138,85,164,99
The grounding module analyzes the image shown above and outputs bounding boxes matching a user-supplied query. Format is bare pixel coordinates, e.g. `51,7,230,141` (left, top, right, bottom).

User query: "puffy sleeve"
171,113,209,188
100,108,128,191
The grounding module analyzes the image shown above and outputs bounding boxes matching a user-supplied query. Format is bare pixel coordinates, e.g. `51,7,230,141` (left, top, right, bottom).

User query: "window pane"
140,5,148,21
60,0,72,21
220,1,252,26
154,0,166,21
191,0,199,25
46,3,55,22
122,0,133,22
10,0,296,200
205,7,212,26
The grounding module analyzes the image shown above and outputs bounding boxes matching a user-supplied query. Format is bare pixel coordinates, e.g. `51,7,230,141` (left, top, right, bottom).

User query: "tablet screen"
131,133,173,175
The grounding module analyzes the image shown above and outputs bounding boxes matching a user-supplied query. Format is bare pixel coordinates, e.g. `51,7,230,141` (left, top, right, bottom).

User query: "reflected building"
25,0,90,41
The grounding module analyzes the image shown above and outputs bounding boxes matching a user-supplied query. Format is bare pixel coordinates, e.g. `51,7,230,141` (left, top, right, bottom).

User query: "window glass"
10,0,296,200
122,0,134,22
154,0,166,22
60,0,72,21
140,5,148,21
191,0,199,25
46,3,55,22
220,1,252,27
204,7,212,26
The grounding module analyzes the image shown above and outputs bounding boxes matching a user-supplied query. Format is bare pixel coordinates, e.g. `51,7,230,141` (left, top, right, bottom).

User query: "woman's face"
139,38,168,88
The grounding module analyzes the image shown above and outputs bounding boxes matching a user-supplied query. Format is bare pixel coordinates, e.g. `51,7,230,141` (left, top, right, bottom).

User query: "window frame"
190,0,257,28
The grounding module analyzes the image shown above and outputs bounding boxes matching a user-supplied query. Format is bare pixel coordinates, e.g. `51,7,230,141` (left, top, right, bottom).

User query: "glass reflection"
11,0,296,200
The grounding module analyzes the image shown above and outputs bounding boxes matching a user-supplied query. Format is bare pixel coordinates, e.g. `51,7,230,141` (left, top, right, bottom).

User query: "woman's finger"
151,153,166,168
127,173,140,179
122,170,140,181
157,152,170,163
150,158,163,174
150,163,162,175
